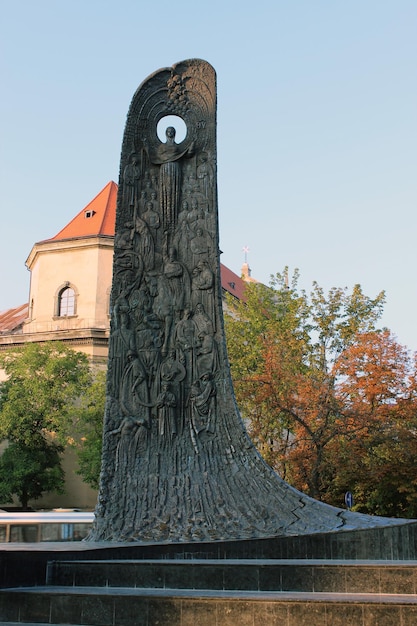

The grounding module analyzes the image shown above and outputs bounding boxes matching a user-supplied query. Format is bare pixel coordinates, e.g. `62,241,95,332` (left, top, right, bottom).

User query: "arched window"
58,286,76,316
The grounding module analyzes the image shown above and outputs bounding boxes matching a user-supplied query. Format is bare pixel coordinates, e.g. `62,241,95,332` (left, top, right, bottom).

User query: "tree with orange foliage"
225,270,417,516
328,330,417,516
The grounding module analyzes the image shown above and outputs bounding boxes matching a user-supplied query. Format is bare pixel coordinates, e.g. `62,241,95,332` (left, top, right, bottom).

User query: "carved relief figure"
136,331,161,402
108,416,149,474
159,349,186,386
163,246,191,318
129,216,154,271
156,381,177,438
196,330,219,377
183,172,201,199
120,351,152,426
123,153,141,209
190,227,211,267
193,302,214,336
174,308,197,385
197,152,214,200
159,349,186,425
114,228,143,279
191,260,215,320
142,200,160,237
189,372,216,437
109,311,136,395
112,271,136,325
145,126,194,236
142,199,161,262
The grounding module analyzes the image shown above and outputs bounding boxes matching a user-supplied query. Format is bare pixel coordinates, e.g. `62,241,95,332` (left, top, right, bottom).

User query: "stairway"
1,558,417,625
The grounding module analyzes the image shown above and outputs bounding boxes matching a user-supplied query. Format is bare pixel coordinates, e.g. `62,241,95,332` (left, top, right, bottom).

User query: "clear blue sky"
1,1,416,349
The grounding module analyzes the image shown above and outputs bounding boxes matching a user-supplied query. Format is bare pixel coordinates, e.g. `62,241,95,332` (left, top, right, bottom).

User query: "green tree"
0,342,91,508
0,442,64,510
71,369,106,490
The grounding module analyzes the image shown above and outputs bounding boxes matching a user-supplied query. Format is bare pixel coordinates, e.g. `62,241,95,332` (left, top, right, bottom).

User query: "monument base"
1,522,417,625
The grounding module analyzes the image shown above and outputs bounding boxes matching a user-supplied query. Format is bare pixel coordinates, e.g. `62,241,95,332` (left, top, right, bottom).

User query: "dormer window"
84,210,96,218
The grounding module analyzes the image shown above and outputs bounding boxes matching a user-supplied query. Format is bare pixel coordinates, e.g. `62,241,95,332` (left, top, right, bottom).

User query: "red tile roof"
0,303,28,334
220,263,247,301
47,181,118,241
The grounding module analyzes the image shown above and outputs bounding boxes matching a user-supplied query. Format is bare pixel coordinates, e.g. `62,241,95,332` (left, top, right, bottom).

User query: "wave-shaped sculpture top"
90,59,403,542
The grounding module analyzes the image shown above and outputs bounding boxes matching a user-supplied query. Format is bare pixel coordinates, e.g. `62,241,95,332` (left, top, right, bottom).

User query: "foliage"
0,442,64,510
0,342,91,507
70,369,106,490
327,330,417,516
225,269,417,516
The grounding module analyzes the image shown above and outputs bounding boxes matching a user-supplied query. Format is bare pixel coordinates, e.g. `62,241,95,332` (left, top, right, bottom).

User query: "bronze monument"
90,59,402,542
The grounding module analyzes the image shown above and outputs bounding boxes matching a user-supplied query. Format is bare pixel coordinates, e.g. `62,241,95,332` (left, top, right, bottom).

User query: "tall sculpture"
91,59,399,542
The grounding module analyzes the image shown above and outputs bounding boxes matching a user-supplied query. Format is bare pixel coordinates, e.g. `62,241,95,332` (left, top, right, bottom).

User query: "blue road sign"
345,491,354,509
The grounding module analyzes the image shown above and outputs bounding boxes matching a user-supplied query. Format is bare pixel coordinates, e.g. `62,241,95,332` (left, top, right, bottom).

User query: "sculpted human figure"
189,372,216,437
114,227,143,279
142,200,160,232
112,271,137,326
136,332,161,402
196,329,219,378
109,311,136,395
174,308,197,384
190,227,211,267
129,216,154,271
145,126,194,236
129,284,151,329
123,153,140,209
108,416,149,473
159,349,186,419
107,413,150,526
120,351,152,424
191,260,214,319
197,152,214,200
183,173,204,204
159,349,186,386
143,178,153,201
138,190,147,216
163,246,191,318
152,250,188,358
187,199,202,231
150,175,158,193
174,200,193,260
150,189,158,208
156,381,177,438
142,199,161,252
193,206,207,235
193,302,214,337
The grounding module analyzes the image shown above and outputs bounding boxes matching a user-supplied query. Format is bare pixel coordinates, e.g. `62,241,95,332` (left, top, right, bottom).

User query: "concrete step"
47,558,417,595
1,586,417,625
